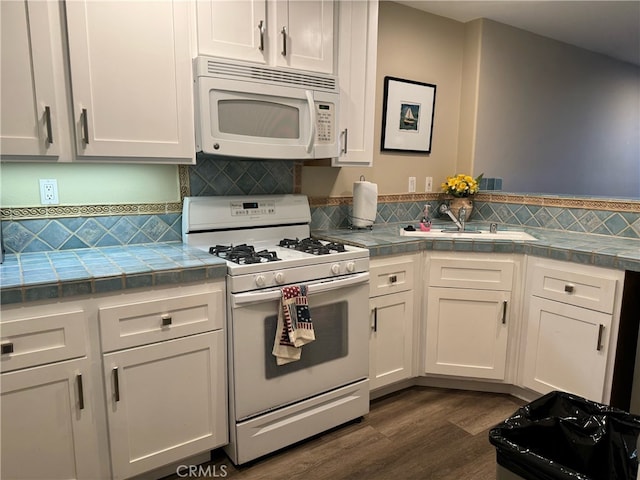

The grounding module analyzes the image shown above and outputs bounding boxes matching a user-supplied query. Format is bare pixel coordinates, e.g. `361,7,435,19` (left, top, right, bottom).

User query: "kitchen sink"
400,227,537,241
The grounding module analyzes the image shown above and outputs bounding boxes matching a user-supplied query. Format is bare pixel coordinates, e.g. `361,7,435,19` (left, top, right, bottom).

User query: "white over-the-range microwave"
194,56,340,160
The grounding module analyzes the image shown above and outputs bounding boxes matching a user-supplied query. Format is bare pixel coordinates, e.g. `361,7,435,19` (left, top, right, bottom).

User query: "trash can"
489,391,640,480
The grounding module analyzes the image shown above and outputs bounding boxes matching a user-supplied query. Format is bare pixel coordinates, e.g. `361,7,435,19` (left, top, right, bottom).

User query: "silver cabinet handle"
258,20,265,51
1,343,14,355
281,26,287,56
341,128,348,154
372,307,378,332
113,367,120,402
596,324,605,351
161,315,172,326
76,374,85,410
81,108,89,145
44,106,53,145
501,300,507,324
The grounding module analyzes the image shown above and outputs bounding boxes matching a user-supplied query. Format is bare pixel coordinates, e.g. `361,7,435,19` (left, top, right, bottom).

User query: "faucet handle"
458,207,467,221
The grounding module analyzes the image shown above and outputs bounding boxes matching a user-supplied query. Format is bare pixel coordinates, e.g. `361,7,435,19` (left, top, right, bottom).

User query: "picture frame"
381,76,437,153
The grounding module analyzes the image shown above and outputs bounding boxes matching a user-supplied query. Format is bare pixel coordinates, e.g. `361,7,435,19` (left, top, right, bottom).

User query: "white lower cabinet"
2,358,101,480
424,254,516,381
368,255,417,390
520,258,623,403
99,283,227,480
103,331,226,479
1,308,106,480
1,281,227,480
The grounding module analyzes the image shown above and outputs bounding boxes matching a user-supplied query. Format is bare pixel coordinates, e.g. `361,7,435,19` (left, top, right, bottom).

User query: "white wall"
473,20,640,198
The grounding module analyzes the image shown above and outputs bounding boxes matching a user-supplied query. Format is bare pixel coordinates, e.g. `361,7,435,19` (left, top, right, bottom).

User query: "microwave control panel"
315,103,335,144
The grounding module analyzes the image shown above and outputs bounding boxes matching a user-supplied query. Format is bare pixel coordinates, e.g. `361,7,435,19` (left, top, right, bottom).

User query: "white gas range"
182,195,371,465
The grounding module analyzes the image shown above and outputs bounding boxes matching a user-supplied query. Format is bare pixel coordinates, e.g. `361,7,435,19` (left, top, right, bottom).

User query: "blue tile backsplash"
1,153,639,255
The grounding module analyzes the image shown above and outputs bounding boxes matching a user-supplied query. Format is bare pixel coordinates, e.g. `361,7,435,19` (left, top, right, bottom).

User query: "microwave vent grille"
205,59,337,92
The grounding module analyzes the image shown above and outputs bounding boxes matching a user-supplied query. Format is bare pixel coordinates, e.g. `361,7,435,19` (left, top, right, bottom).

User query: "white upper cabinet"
333,0,378,166
0,1,60,158
273,0,334,73
65,0,194,161
197,0,334,74
196,0,268,64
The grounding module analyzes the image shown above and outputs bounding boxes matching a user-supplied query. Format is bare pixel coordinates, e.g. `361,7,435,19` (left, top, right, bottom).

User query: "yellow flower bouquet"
441,173,483,198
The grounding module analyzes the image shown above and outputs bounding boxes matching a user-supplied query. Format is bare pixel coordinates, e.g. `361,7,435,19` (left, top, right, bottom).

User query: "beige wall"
301,1,468,197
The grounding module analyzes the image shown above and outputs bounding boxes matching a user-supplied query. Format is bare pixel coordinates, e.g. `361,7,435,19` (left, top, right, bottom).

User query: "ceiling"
393,1,640,66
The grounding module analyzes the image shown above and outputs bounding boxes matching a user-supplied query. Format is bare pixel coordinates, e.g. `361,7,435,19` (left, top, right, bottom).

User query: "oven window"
217,99,300,139
264,302,348,379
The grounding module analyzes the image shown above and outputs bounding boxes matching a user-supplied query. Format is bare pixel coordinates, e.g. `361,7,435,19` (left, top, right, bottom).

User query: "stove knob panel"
274,272,285,284
255,274,266,287
346,261,356,272
331,263,341,275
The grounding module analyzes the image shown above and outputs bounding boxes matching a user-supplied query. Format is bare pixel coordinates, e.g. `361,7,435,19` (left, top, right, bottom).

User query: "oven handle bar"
232,272,370,307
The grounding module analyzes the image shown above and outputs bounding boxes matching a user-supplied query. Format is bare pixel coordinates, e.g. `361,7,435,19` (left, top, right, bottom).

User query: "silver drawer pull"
113,367,120,402
77,374,85,410
596,324,605,351
372,307,378,332
1,343,14,355
564,284,575,293
161,315,172,327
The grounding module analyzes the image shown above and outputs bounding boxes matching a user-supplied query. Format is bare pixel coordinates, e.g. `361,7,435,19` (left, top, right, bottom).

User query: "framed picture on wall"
381,76,437,153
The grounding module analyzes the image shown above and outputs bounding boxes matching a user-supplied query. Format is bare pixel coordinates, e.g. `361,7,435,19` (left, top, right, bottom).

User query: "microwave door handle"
305,90,316,154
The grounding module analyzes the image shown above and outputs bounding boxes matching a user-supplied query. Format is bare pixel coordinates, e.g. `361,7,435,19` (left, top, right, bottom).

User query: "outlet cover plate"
39,179,59,205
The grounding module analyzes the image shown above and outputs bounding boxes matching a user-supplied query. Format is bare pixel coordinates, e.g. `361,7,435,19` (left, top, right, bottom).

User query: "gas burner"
278,237,347,255
209,244,281,264
278,238,300,248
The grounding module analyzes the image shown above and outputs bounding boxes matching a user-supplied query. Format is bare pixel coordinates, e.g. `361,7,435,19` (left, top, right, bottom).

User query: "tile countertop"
0,243,227,305
312,222,640,272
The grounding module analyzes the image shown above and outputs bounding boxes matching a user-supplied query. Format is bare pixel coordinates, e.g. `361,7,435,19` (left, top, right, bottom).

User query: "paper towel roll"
352,181,378,228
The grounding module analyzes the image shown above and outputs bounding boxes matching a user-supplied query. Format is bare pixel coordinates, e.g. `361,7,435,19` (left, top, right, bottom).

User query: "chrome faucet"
438,203,466,231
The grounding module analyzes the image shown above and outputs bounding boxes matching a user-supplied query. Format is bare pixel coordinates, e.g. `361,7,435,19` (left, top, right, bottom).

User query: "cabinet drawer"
1,310,87,372
99,291,224,352
429,257,514,291
530,266,617,313
369,259,414,297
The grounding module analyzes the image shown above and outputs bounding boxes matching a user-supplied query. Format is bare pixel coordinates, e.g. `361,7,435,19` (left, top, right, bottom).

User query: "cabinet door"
0,0,59,157
274,0,334,73
1,358,102,480
103,331,227,480
369,291,414,390
425,287,510,380
333,0,378,166
65,0,194,161
522,296,611,402
196,0,267,63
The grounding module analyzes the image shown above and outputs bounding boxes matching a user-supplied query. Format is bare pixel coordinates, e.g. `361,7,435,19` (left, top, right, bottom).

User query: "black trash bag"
489,391,640,480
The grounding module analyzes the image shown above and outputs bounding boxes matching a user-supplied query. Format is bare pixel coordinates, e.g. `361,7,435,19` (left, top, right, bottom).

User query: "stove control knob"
331,263,341,275
274,272,285,284
255,274,266,287
346,261,356,272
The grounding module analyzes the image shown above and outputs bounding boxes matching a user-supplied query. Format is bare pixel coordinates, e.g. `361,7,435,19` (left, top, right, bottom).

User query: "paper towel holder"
349,175,377,230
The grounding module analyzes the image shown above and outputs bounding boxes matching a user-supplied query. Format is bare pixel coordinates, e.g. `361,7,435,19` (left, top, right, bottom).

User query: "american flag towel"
272,285,315,365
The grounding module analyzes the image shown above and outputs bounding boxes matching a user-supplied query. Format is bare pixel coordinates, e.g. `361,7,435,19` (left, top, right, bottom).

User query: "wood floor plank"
160,387,520,480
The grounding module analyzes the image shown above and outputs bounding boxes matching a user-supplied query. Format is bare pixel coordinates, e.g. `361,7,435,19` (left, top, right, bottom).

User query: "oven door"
229,272,369,421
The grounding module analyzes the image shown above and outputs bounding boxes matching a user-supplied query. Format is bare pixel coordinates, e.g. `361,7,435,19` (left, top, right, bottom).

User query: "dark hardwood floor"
162,387,525,480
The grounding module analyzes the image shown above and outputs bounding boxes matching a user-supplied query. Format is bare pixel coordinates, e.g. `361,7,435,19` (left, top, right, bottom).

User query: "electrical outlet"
425,176,433,192
408,176,416,192
39,179,59,205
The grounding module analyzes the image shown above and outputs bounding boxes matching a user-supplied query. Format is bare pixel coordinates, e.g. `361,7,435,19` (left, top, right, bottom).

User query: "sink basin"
400,227,537,241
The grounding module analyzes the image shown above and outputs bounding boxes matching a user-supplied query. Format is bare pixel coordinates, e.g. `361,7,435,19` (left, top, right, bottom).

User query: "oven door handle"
232,272,370,307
